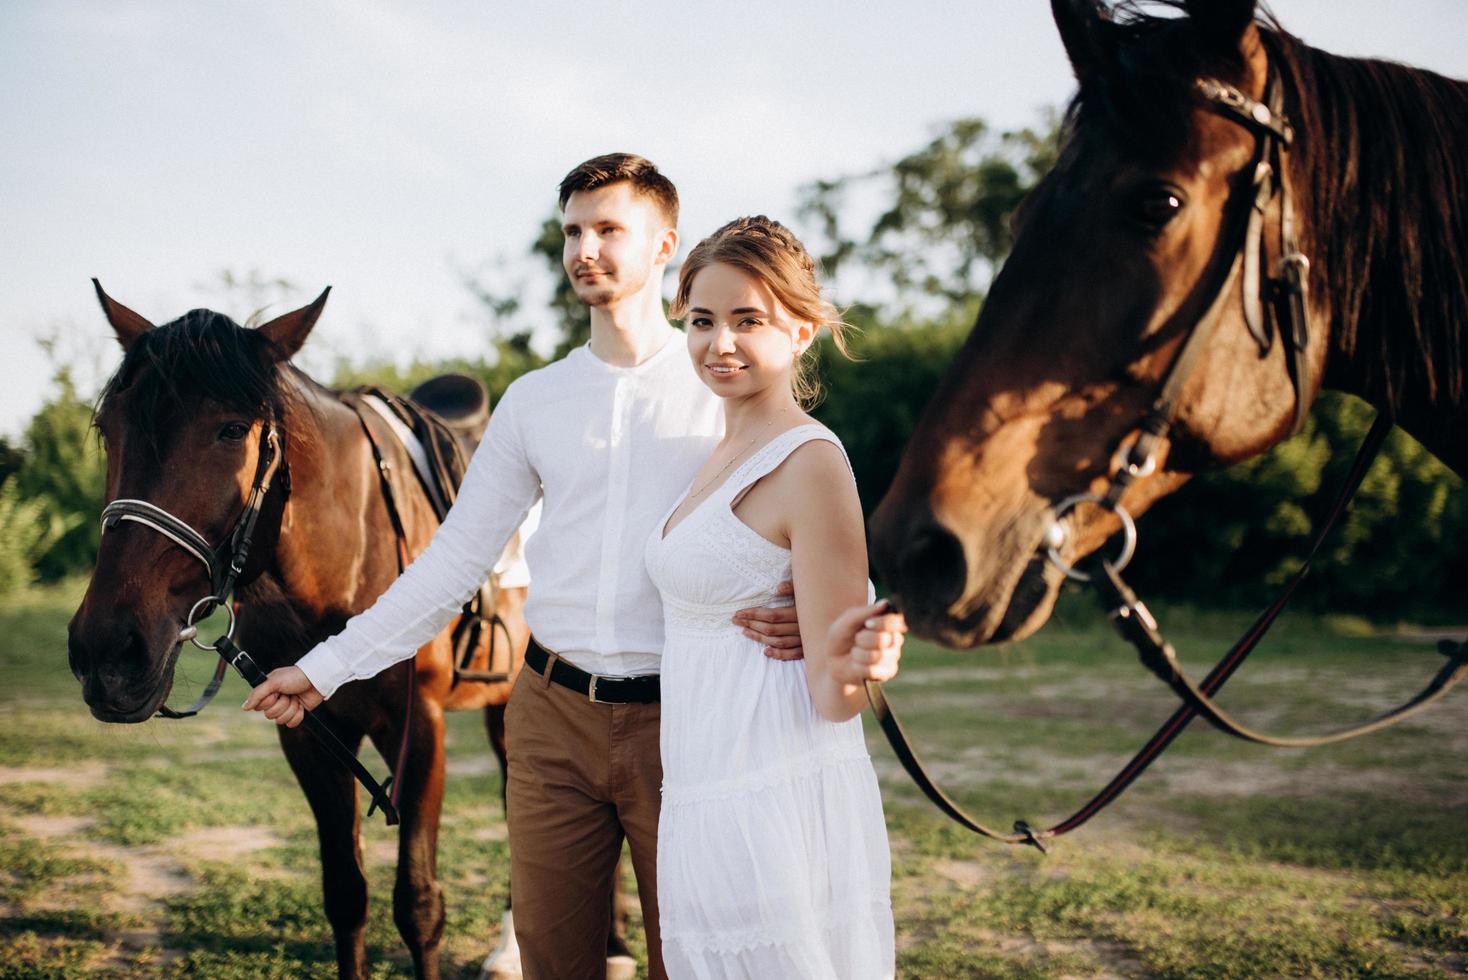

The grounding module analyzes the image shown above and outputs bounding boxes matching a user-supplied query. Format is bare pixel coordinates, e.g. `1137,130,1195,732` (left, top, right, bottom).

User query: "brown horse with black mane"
63,287,617,977
871,0,1466,650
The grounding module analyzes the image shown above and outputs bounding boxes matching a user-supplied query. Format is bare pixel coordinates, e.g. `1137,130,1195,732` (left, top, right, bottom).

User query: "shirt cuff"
297,644,354,702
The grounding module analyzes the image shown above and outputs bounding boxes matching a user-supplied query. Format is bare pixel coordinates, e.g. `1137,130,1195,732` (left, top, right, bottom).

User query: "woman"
646,215,903,979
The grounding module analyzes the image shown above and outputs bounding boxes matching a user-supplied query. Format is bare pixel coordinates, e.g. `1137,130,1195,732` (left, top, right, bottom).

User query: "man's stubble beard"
579,269,651,311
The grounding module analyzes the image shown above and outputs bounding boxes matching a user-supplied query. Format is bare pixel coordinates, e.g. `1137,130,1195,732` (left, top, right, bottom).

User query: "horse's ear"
1185,0,1256,57
1051,0,1114,82
256,287,331,362
92,279,154,350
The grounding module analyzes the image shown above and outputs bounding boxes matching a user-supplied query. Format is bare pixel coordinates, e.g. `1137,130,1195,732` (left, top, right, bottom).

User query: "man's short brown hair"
558,153,679,228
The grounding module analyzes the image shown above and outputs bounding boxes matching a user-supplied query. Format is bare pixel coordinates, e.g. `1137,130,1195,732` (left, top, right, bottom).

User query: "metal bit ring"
183,596,236,651
1044,494,1138,583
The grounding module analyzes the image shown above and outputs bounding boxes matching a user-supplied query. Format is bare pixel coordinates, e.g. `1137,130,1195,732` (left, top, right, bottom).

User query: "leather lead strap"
871,415,1462,846
1096,416,1468,748
154,656,230,720
215,634,400,825
865,681,1049,850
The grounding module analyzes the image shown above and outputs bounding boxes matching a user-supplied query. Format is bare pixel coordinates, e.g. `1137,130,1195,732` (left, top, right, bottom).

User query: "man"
244,154,802,979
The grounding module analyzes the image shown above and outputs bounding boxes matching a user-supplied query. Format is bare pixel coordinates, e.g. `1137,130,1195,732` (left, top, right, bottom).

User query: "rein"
97,420,402,826
868,61,1468,850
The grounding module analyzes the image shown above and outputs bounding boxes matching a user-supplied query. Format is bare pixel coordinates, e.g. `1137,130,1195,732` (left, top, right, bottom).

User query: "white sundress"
644,424,895,980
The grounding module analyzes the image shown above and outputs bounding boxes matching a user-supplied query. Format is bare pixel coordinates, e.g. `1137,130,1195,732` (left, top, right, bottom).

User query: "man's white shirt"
297,333,722,700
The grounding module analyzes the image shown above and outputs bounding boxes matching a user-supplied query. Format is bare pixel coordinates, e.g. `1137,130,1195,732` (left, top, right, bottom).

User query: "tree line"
3,113,1463,617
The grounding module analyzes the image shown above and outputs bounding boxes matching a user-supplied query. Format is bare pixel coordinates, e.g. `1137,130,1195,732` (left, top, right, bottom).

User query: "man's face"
561,182,672,309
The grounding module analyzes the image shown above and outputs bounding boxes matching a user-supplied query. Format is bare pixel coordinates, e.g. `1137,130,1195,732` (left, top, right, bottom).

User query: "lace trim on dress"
661,743,874,806
699,513,791,587
660,593,779,634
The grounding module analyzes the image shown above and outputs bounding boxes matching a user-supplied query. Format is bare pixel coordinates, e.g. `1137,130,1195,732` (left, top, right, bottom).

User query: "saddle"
349,374,514,685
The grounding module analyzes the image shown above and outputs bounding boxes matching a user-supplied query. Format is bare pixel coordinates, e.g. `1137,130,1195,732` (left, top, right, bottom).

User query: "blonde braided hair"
670,216,853,407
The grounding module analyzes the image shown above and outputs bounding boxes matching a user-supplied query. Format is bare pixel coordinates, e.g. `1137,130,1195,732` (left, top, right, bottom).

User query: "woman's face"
684,262,812,401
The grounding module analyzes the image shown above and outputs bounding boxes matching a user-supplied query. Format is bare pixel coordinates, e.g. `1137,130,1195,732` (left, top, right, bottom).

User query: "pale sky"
2,1,1464,438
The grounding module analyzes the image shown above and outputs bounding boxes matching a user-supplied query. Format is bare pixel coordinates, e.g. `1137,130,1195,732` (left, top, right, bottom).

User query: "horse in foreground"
871,0,1466,648
64,286,600,977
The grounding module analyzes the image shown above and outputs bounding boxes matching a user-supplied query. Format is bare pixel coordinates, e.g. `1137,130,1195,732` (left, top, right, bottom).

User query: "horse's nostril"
68,614,153,688
898,525,967,610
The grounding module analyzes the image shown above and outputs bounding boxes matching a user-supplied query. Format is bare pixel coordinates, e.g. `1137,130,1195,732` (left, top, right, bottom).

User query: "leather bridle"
100,423,286,719
866,60,1468,851
97,419,401,825
102,424,285,610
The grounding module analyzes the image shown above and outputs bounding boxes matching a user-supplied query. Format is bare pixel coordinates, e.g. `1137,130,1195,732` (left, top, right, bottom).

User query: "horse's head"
871,0,1325,647
67,282,328,722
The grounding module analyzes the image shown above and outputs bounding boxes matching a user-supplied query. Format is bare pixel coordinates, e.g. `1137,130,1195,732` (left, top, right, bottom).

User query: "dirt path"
3,793,288,971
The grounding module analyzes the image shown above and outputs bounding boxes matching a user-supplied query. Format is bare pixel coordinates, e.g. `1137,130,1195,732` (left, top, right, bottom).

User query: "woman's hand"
242,666,324,728
825,599,905,685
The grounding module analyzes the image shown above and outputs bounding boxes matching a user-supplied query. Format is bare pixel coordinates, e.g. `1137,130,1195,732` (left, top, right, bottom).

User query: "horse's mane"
97,309,288,454
1067,1,1468,414
1281,38,1468,411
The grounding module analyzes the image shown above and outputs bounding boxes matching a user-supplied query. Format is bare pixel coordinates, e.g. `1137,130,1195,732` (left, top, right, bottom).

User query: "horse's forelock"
1066,4,1267,165
97,309,287,456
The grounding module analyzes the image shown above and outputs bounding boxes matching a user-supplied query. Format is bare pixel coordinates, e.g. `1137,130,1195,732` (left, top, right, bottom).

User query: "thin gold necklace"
685,413,786,503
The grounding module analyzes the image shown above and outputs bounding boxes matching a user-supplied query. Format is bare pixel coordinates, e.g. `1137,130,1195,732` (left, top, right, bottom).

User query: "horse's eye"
218,422,250,442
1132,186,1186,232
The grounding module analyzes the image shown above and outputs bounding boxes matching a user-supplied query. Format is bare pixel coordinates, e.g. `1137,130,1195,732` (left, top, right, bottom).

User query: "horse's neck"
1290,45,1468,479
270,384,406,628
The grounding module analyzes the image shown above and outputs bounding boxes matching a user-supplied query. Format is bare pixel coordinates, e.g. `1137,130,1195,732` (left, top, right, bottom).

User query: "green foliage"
0,481,75,597
1130,391,1467,616
10,372,103,584
0,438,22,486
800,113,1061,308
811,303,975,514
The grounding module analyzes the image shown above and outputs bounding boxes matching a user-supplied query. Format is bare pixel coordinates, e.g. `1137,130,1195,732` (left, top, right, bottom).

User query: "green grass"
2,579,1464,977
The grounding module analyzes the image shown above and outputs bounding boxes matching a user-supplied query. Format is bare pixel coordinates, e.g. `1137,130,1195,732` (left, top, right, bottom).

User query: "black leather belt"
525,637,660,704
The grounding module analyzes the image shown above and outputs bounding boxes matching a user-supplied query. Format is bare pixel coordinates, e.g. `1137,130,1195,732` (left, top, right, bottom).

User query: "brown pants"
504,652,666,980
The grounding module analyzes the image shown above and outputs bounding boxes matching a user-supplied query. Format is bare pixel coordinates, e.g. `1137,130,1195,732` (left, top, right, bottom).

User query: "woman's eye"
1132,186,1186,232
690,317,712,329
219,422,250,442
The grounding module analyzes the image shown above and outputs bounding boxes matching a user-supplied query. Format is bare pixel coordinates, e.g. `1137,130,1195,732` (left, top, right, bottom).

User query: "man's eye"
219,422,250,442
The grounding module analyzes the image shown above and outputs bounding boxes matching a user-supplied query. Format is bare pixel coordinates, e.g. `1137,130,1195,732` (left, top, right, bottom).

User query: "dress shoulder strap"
725,423,851,502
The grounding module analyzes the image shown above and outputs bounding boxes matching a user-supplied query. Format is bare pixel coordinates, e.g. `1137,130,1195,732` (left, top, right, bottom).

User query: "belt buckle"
587,674,601,704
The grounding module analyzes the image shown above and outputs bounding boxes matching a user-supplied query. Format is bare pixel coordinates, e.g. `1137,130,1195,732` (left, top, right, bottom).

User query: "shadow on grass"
0,908,133,942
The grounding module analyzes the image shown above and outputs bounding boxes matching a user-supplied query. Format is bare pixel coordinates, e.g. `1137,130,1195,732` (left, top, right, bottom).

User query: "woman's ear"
793,321,817,356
